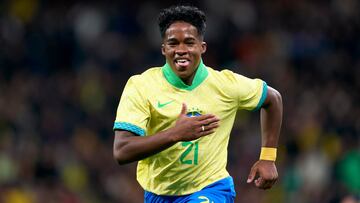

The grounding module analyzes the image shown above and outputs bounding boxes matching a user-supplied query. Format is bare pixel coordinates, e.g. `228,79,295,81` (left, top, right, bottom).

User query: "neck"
181,71,197,85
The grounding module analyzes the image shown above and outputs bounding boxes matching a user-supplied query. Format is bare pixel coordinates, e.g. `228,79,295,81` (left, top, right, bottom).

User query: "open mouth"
174,59,190,67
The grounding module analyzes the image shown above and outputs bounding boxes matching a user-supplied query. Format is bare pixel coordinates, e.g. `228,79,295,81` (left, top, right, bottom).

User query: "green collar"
162,60,208,91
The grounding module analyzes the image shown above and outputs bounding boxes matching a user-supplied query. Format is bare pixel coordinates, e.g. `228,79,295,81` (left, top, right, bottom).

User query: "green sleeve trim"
113,122,146,136
254,82,268,111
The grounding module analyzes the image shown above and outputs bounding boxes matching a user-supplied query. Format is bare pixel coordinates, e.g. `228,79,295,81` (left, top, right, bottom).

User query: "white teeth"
175,59,190,66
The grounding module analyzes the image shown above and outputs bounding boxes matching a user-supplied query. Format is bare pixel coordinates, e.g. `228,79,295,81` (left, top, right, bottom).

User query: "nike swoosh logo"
157,100,174,108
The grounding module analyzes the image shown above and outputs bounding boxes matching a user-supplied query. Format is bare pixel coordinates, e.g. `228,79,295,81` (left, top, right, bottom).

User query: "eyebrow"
165,37,197,42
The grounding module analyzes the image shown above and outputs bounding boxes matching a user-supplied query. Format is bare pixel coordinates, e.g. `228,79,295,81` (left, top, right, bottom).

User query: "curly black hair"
158,5,206,39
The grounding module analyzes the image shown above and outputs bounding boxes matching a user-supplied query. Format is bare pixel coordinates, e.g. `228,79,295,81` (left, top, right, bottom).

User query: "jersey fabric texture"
114,60,267,195
144,176,236,203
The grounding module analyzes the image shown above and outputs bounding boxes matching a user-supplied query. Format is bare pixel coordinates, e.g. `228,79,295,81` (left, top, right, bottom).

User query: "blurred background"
0,0,359,202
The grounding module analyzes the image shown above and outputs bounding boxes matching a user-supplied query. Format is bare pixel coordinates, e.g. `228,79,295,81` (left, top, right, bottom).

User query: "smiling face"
162,21,207,85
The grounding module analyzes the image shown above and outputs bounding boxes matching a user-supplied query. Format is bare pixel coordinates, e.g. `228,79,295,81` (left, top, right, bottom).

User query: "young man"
113,5,282,203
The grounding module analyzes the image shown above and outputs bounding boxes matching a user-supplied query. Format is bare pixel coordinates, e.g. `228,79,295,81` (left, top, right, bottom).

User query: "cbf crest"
186,107,203,117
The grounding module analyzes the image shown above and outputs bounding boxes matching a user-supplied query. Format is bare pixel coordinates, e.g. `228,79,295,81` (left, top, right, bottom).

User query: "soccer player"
113,5,283,203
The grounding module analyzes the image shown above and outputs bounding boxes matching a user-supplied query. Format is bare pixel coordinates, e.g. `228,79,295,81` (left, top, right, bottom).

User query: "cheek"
190,48,203,57
190,45,204,54
163,47,175,56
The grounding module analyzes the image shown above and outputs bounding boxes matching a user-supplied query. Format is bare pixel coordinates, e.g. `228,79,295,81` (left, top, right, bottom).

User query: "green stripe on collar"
162,60,208,91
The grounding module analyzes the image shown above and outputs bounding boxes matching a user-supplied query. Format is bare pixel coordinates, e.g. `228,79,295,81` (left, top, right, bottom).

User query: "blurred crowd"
0,0,359,203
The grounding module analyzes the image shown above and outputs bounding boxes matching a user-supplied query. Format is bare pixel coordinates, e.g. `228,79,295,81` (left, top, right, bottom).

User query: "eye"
185,40,195,46
167,42,178,47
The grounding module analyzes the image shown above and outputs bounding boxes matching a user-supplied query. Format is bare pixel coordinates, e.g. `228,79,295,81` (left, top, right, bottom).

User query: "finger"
268,176,278,188
263,171,277,189
272,177,278,185
255,177,269,189
204,122,219,130
199,129,215,137
197,114,218,121
247,167,257,183
258,179,269,189
254,177,262,187
257,177,275,190
199,116,220,125
263,180,274,190
266,180,276,189
180,103,187,116
200,123,219,134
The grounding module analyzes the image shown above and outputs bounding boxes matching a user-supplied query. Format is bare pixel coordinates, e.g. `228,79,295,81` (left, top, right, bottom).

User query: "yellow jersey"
114,61,267,195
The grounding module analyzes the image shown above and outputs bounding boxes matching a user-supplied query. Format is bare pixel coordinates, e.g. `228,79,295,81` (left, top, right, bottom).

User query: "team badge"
186,107,203,117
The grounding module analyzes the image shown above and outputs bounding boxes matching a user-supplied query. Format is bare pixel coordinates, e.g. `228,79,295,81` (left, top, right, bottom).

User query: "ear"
201,41,207,54
161,44,166,56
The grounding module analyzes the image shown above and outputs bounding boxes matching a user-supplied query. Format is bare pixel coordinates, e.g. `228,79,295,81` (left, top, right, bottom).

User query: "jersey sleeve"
113,76,150,136
234,73,268,111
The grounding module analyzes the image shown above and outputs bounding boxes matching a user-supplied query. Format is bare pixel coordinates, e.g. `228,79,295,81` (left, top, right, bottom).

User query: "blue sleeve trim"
113,122,146,136
253,82,268,111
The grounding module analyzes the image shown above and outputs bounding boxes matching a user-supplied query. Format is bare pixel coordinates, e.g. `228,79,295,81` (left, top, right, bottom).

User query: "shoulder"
141,67,163,77
207,67,243,84
128,67,162,84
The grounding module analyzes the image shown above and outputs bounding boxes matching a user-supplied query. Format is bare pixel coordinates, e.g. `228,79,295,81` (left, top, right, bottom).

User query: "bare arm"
113,103,220,165
247,86,283,189
260,86,283,148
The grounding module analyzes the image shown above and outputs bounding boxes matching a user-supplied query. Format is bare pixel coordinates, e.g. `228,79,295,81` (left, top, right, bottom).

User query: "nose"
175,43,188,55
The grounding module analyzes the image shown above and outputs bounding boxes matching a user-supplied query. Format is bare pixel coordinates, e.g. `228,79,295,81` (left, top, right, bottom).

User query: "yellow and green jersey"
114,60,267,195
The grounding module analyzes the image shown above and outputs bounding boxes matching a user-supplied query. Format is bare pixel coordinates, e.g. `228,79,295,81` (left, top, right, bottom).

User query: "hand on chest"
150,93,222,121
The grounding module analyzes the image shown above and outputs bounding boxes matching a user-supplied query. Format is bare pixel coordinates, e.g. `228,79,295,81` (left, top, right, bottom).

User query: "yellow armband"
259,147,277,161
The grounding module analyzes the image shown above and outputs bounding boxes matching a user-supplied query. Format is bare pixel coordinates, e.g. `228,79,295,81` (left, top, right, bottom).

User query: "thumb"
180,103,187,116
247,167,257,183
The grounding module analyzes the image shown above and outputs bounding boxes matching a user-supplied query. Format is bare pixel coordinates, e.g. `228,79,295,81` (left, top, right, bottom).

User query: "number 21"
180,141,199,165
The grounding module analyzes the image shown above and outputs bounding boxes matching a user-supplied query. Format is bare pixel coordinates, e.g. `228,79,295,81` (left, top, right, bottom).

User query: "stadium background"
0,0,359,202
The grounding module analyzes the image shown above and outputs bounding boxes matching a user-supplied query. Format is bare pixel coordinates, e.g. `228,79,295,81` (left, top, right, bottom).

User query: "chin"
177,72,192,80
177,71,189,78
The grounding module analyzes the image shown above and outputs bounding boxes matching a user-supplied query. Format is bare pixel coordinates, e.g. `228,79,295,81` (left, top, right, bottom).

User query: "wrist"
166,127,181,143
259,147,277,161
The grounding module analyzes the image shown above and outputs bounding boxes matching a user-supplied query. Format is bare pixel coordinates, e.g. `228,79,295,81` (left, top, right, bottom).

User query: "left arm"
247,86,283,189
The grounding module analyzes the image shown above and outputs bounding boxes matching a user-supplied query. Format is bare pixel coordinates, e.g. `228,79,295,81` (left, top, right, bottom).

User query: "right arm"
113,103,219,165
